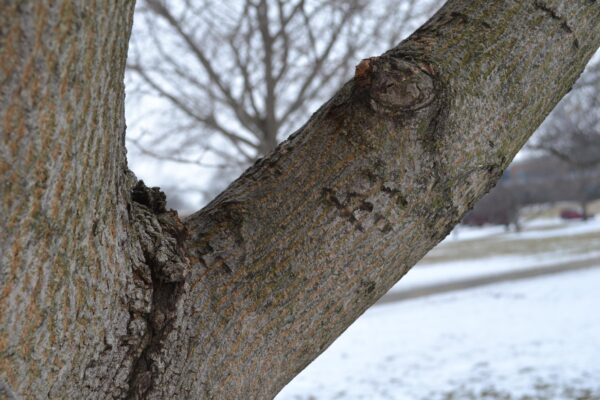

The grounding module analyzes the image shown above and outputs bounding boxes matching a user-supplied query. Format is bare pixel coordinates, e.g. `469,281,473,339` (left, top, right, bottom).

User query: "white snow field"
386,218,600,296
277,218,600,400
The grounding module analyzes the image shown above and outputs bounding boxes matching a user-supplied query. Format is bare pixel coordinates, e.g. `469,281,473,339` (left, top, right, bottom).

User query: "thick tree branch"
171,1,600,398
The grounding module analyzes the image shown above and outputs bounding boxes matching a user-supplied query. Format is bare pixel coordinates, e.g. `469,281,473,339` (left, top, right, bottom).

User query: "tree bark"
1,0,599,399
0,1,139,399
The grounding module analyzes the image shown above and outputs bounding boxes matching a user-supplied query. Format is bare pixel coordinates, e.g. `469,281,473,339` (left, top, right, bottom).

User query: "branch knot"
354,56,436,114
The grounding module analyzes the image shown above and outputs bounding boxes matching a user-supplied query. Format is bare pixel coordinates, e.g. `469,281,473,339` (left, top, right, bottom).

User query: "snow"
277,268,600,400
446,217,600,243
391,217,600,293
502,218,600,240
390,251,600,292
444,224,508,241
277,218,600,399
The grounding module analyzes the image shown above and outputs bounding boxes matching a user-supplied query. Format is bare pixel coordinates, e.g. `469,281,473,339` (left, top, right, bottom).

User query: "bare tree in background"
532,81,600,219
127,0,441,203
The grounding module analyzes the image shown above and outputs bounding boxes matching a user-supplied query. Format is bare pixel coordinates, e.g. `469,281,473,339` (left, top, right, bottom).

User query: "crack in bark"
533,0,579,47
127,181,189,399
190,199,247,275
534,0,564,21
381,185,408,207
449,11,492,29
321,188,366,232
322,178,405,234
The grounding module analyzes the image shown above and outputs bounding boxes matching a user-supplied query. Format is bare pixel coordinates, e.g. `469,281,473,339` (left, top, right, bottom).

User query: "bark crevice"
533,0,578,47
127,181,189,399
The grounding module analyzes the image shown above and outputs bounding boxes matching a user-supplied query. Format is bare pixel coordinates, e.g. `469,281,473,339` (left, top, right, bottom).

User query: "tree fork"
1,0,599,399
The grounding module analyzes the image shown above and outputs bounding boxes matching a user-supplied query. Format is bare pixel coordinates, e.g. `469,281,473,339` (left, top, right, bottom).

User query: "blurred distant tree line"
464,154,600,229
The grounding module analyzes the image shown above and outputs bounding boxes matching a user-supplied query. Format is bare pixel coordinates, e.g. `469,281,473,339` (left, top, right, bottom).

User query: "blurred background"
125,1,600,399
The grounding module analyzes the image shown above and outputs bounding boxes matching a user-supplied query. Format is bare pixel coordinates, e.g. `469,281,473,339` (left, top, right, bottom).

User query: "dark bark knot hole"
355,57,436,114
132,180,167,213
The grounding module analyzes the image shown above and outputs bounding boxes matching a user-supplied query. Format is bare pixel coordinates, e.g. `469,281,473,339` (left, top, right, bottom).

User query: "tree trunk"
1,1,138,399
1,1,599,399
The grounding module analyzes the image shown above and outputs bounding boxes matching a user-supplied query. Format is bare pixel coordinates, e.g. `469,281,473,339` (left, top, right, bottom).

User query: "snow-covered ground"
277,218,600,399
389,219,600,294
278,268,600,400
446,217,600,242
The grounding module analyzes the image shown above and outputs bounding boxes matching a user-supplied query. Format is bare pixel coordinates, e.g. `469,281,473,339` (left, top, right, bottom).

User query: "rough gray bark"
0,1,138,399
1,0,599,399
